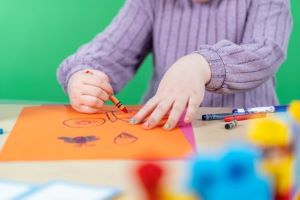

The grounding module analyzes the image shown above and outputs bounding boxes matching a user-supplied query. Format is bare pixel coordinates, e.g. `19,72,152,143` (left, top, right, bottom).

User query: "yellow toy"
161,190,197,200
289,101,300,123
289,101,300,199
248,118,294,200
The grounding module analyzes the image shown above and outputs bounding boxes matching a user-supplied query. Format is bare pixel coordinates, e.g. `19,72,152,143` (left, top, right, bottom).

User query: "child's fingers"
164,97,188,130
79,95,105,108
130,98,159,124
77,105,100,114
82,75,113,93
143,99,174,129
80,85,109,102
98,81,114,96
82,70,113,95
89,69,110,82
184,94,203,123
71,103,99,114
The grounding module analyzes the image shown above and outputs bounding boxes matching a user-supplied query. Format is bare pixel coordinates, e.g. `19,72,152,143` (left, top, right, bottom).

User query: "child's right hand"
67,69,113,113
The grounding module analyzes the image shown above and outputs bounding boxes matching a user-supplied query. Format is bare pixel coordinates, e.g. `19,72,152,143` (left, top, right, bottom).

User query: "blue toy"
190,147,273,200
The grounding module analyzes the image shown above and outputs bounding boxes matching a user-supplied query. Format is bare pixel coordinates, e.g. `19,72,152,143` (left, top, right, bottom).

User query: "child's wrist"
189,53,212,84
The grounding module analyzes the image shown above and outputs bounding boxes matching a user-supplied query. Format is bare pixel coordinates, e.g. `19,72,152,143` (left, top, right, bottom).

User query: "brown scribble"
114,132,138,145
63,118,106,128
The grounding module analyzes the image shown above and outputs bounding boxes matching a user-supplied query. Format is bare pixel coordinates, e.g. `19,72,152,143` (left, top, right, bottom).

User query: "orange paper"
0,105,194,161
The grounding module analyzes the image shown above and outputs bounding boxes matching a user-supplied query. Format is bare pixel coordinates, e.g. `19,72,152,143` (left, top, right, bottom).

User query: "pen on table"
85,70,128,113
232,105,288,114
201,112,249,121
224,113,267,122
225,120,238,130
201,113,233,121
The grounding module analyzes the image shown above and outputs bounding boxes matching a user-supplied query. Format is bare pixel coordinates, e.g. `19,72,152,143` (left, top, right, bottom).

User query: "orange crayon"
109,95,128,113
85,70,128,113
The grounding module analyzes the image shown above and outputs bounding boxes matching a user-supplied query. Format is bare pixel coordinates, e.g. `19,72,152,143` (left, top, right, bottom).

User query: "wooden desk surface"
0,104,251,199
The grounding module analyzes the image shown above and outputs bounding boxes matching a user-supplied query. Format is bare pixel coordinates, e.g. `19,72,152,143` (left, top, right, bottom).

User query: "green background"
0,0,299,105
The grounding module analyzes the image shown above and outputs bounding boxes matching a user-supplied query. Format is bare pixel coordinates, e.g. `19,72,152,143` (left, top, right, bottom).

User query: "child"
57,0,292,130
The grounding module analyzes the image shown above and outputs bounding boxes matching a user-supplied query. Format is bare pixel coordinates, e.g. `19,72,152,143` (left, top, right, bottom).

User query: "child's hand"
131,54,211,130
67,69,113,113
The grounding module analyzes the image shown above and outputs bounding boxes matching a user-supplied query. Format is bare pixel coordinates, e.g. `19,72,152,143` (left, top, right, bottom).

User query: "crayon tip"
122,107,129,113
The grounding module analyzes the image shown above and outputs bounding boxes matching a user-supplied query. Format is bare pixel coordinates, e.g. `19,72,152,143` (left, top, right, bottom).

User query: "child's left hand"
130,53,211,130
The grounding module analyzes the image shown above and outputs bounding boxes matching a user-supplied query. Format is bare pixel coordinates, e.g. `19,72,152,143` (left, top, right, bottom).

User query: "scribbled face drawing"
58,136,100,147
63,118,106,128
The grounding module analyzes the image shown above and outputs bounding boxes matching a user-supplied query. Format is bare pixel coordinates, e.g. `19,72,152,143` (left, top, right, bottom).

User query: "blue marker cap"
274,105,288,112
0,128,4,135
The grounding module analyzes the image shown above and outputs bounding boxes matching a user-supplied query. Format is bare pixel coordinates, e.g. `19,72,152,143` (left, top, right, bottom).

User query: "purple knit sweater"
57,0,292,107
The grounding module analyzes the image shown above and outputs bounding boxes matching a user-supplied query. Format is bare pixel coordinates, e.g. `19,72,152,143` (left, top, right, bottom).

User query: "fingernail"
143,119,154,129
143,122,150,129
129,118,137,125
164,123,171,130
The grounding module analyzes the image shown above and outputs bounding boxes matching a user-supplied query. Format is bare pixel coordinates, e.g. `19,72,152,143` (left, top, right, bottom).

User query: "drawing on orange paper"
114,132,138,145
0,105,194,161
63,118,106,128
58,136,100,147
105,110,136,123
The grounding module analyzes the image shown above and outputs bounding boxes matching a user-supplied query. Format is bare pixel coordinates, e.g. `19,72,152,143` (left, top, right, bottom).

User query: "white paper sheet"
0,181,33,200
19,181,120,200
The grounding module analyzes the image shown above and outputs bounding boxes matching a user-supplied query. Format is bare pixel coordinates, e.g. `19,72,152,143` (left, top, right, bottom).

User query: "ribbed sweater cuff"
197,47,226,91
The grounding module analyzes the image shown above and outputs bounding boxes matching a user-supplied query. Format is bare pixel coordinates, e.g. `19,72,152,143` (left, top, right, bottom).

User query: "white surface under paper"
20,182,119,200
0,182,32,200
